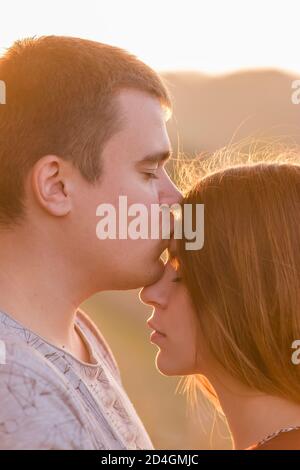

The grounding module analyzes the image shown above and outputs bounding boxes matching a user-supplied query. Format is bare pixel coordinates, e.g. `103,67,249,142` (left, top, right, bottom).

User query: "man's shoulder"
0,337,94,450
0,335,68,389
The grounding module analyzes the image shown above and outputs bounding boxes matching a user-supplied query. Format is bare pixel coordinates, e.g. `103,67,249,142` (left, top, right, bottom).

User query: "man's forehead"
116,88,166,122
102,89,171,163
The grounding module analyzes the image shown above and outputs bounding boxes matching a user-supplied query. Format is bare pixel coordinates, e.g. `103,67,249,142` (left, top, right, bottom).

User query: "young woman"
140,161,300,450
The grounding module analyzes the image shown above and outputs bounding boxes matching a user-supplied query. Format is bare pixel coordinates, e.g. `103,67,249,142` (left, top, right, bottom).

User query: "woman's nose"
139,284,164,309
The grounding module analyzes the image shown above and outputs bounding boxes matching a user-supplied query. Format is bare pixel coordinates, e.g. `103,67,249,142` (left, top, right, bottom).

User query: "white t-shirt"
0,308,154,450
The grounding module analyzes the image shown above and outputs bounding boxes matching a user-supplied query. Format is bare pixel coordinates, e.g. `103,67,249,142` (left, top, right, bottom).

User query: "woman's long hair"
178,160,300,406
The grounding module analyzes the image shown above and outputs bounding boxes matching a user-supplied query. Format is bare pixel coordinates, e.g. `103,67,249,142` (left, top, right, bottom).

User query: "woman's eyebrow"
168,249,180,269
168,249,177,260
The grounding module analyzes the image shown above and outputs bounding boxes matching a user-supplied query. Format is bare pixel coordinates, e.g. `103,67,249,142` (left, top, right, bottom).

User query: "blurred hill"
81,68,300,450
163,69,300,155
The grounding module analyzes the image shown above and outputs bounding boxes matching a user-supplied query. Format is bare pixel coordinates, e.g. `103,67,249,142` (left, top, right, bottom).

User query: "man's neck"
0,227,94,361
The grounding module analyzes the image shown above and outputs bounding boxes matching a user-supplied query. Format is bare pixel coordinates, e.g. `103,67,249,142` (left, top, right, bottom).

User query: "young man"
0,36,181,449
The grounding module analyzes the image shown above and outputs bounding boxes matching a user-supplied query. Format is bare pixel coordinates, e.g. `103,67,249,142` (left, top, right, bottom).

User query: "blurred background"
2,0,300,449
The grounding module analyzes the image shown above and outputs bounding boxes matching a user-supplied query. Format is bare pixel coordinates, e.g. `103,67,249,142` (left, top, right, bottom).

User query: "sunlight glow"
1,0,300,73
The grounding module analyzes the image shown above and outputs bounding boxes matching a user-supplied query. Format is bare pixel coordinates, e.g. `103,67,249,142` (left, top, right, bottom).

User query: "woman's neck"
210,375,300,449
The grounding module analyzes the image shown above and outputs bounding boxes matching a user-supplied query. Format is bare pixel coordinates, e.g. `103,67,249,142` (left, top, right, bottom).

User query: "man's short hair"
0,36,171,226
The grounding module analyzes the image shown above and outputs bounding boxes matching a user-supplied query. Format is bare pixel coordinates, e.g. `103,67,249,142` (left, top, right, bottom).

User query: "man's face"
71,89,182,291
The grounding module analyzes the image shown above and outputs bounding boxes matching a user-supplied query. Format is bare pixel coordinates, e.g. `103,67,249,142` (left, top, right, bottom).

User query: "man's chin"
110,257,165,290
141,257,165,287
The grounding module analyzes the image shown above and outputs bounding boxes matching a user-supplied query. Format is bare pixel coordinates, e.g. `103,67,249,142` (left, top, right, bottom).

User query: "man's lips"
160,235,172,251
158,242,169,258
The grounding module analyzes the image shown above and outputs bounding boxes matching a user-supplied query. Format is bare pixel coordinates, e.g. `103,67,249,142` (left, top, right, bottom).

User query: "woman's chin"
155,352,198,376
155,353,184,377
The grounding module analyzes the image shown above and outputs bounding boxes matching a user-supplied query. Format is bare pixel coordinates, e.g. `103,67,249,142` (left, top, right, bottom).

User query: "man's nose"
160,172,182,206
158,174,182,238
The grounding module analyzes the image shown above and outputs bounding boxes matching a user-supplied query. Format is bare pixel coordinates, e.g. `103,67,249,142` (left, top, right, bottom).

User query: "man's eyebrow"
138,150,173,164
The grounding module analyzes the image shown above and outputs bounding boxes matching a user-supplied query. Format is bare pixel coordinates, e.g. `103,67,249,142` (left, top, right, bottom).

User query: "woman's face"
139,242,202,376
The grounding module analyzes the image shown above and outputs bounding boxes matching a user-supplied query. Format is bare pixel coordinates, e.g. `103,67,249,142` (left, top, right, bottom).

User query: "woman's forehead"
167,239,180,270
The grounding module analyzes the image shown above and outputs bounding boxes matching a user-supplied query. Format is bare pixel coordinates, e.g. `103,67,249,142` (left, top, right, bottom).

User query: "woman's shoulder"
251,429,300,450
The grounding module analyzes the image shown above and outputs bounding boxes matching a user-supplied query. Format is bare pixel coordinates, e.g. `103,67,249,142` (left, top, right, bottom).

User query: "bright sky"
1,0,300,73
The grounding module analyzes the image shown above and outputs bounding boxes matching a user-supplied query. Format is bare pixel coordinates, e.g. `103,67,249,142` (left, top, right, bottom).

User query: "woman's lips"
147,319,167,337
150,330,167,345
147,319,167,345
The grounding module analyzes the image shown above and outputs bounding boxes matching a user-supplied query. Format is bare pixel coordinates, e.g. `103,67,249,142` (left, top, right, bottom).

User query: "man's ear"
30,155,73,216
